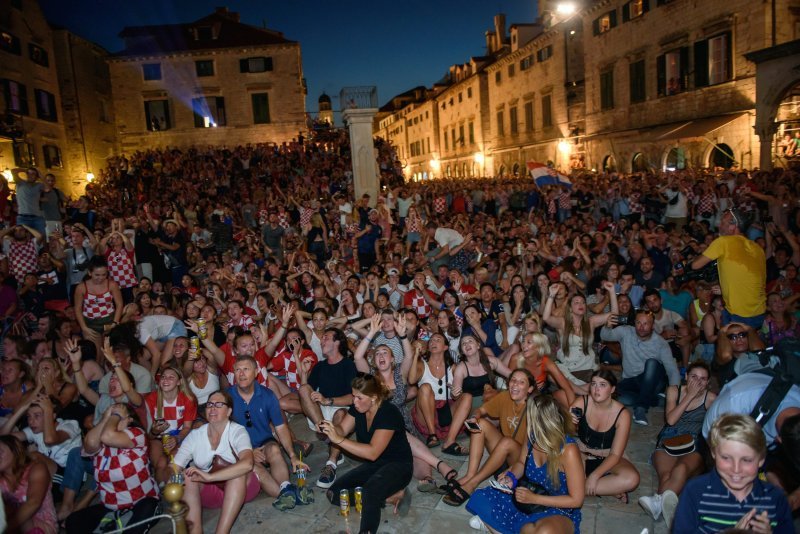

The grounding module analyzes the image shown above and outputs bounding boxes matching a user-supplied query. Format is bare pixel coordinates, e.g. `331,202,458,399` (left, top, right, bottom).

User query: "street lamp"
558,140,572,154
556,2,577,15
86,171,95,182
2,168,12,183
473,152,485,165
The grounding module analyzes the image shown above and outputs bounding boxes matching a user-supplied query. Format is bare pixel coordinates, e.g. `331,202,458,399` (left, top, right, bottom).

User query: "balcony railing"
0,113,23,140
340,86,378,110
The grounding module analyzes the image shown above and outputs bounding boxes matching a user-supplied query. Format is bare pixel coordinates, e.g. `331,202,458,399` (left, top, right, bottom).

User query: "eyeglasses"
207,401,228,408
245,410,253,427
727,332,747,341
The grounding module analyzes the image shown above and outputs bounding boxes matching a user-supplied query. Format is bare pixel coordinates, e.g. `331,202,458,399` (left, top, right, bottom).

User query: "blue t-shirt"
673,469,793,534
228,384,283,448
659,289,693,320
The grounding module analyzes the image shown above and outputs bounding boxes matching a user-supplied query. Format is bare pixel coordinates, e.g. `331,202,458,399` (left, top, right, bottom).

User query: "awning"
646,112,748,142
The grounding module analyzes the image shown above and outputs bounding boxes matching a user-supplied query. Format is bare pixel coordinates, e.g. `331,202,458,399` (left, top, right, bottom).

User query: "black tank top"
577,396,624,450
461,363,490,397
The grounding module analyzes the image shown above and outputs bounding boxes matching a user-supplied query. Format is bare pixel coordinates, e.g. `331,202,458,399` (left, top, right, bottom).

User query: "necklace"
507,399,525,431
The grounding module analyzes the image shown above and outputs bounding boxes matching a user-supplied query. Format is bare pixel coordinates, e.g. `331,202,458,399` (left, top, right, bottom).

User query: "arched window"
631,152,647,172
711,143,734,169
665,147,686,170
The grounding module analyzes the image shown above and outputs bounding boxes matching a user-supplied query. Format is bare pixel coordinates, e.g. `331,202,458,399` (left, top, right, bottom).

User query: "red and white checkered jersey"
226,314,255,332
93,427,158,510
434,196,447,214
82,282,116,320
8,239,38,284
144,391,197,434
106,248,138,289
697,193,716,215
272,345,318,390
403,289,433,319
628,192,644,213
277,212,290,229
558,191,571,209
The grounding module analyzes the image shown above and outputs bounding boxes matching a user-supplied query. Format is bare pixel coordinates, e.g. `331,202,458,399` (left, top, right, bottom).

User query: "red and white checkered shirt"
82,282,116,320
226,314,255,332
272,345,318,390
403,290,433,319
434,196,447,214
8,239,38,284
144,391,197,434
277,212,291,230
697,193,716,216
628,192,645,214
299,206,316,227
558,191,571,210
93,427,158,510
257,209,270,226
106,248,138,289
406,215,421,233
734,183,758,213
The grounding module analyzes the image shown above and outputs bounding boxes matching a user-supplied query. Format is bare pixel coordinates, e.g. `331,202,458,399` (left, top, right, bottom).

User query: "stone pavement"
151,405,669,534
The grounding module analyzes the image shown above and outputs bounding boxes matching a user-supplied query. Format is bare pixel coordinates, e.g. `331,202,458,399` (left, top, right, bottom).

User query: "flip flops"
442,478,470,506
441,442,469,456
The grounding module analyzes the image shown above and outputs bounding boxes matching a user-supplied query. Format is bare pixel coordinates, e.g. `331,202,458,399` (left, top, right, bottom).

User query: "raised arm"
589,281,618,328
354,314,382,374
542,285,565,330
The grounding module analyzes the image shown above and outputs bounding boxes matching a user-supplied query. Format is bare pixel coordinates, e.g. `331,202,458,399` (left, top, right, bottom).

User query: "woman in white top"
543,282,617,390
409,333,456,447
171,390,259,534
186,355,220,412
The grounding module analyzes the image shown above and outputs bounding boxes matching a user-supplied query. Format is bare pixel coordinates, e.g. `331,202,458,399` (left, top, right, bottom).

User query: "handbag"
207,427,239,489
435,366,453,427
512,443,549,515
663,434,695,456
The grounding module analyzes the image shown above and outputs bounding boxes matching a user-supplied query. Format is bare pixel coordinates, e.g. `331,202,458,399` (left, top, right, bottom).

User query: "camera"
615,315,629,327
674,260,719,285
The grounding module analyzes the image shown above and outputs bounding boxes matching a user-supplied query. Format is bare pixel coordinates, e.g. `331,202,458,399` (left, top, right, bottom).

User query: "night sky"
38,0,537,119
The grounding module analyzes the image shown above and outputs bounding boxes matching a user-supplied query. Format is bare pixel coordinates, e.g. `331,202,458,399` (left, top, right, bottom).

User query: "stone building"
0,0,71,189
108,7,306,152
581,0,797,172
318,92,333,126
487,14,584,175
52,29,117,193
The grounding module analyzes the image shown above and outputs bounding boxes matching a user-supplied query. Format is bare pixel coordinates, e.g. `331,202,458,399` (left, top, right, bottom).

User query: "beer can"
354,487,363,513
197,319,207,340
189,335,200,351
339,489,350,516
296,467,306,488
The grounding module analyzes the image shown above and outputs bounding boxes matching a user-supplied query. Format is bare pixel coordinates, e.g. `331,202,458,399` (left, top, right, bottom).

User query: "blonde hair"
526,395,573,489
517,332,551,369
156,366,197,418
708,413,767,459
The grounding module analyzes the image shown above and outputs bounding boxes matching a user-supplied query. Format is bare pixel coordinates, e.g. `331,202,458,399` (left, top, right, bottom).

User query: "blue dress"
466,436,581,534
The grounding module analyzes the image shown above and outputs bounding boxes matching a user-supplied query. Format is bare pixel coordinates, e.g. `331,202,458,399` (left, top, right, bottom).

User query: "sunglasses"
437,377,444,396
245,410,253,427
727,332,747,341
207,401,228,408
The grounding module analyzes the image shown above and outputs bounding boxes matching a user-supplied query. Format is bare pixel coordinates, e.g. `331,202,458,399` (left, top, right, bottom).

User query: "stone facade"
108,8,306,153
579,0,795,172
0,0,72,191
52,30,117,195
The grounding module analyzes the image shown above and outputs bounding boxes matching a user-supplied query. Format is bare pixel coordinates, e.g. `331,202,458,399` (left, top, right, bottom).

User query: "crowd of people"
0,129,798,534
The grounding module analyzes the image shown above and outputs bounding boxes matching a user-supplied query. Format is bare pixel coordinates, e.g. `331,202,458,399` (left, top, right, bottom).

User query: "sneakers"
633,407,649,426
273,484,297,511
661,490,679,528
316,464,337,489
469,515,488,531
295,485,314,505
638,493,663,520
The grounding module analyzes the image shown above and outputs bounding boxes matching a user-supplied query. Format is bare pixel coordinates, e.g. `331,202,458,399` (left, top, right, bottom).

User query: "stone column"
755,120,778,172
343,108,380,207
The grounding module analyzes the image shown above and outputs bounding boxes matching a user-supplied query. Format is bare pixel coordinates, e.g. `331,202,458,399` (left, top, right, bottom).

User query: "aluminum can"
197,319,207,340
339,489,350,516
296,467,306,488
354,487,363,513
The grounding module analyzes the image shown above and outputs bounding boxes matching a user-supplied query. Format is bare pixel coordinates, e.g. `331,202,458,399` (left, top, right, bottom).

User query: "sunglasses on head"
245,409,252,427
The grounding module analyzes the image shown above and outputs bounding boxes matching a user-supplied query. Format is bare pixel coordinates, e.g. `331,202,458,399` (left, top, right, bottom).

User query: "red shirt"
271,344,318,390
143,391,197,434
219,343,272,387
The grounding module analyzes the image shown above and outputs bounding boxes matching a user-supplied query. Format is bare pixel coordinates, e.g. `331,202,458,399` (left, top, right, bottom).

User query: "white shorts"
307,404,349,431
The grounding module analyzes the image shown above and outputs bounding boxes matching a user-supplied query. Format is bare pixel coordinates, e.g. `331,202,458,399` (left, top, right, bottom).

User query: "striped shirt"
673,469,793,534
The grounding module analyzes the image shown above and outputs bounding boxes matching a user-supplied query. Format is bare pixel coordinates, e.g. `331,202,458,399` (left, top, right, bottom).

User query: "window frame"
142,63,162,81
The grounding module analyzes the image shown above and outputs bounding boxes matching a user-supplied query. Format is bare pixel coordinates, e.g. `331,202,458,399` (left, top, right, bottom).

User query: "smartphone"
464,420,481,432
489,478,513,494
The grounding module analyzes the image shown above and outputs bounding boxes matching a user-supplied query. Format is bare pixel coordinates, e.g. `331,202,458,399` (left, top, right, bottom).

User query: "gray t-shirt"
15,180,43,217
40,188,65,221
261,224,285,254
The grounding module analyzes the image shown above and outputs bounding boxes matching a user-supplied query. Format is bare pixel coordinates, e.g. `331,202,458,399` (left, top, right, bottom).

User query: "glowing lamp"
556,2,577,15
86,172,95,182
2,168,12,183
474,153,485,164
558,140,572,154
430,159,441,171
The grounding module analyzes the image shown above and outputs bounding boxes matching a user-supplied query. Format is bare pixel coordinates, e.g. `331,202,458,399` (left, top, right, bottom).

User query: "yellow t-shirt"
481,390,528,446
702,235,766,317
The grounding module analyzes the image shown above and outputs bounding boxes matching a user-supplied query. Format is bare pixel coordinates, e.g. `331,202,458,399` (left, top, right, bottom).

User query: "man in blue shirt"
229,356,310,511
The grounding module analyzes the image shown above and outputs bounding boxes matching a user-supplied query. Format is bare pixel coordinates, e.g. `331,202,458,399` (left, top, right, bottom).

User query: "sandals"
426,434,441,448
441,442,469,456
442,478,470,506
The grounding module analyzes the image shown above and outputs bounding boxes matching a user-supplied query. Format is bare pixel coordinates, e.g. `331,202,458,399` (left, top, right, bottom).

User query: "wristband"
112,363,122,368
365,337,374,344
505,471,518,488
397,334,408,340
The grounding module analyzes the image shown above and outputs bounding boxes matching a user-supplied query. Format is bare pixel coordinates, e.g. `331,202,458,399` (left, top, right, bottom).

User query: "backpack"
748,338,800,426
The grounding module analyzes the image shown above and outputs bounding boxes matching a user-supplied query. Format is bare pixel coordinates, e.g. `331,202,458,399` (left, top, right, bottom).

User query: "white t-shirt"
653,309,684,334
190,373,221,405
434,228,464,250
23,418,82,468
138,315,181,344
173,420,252,471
